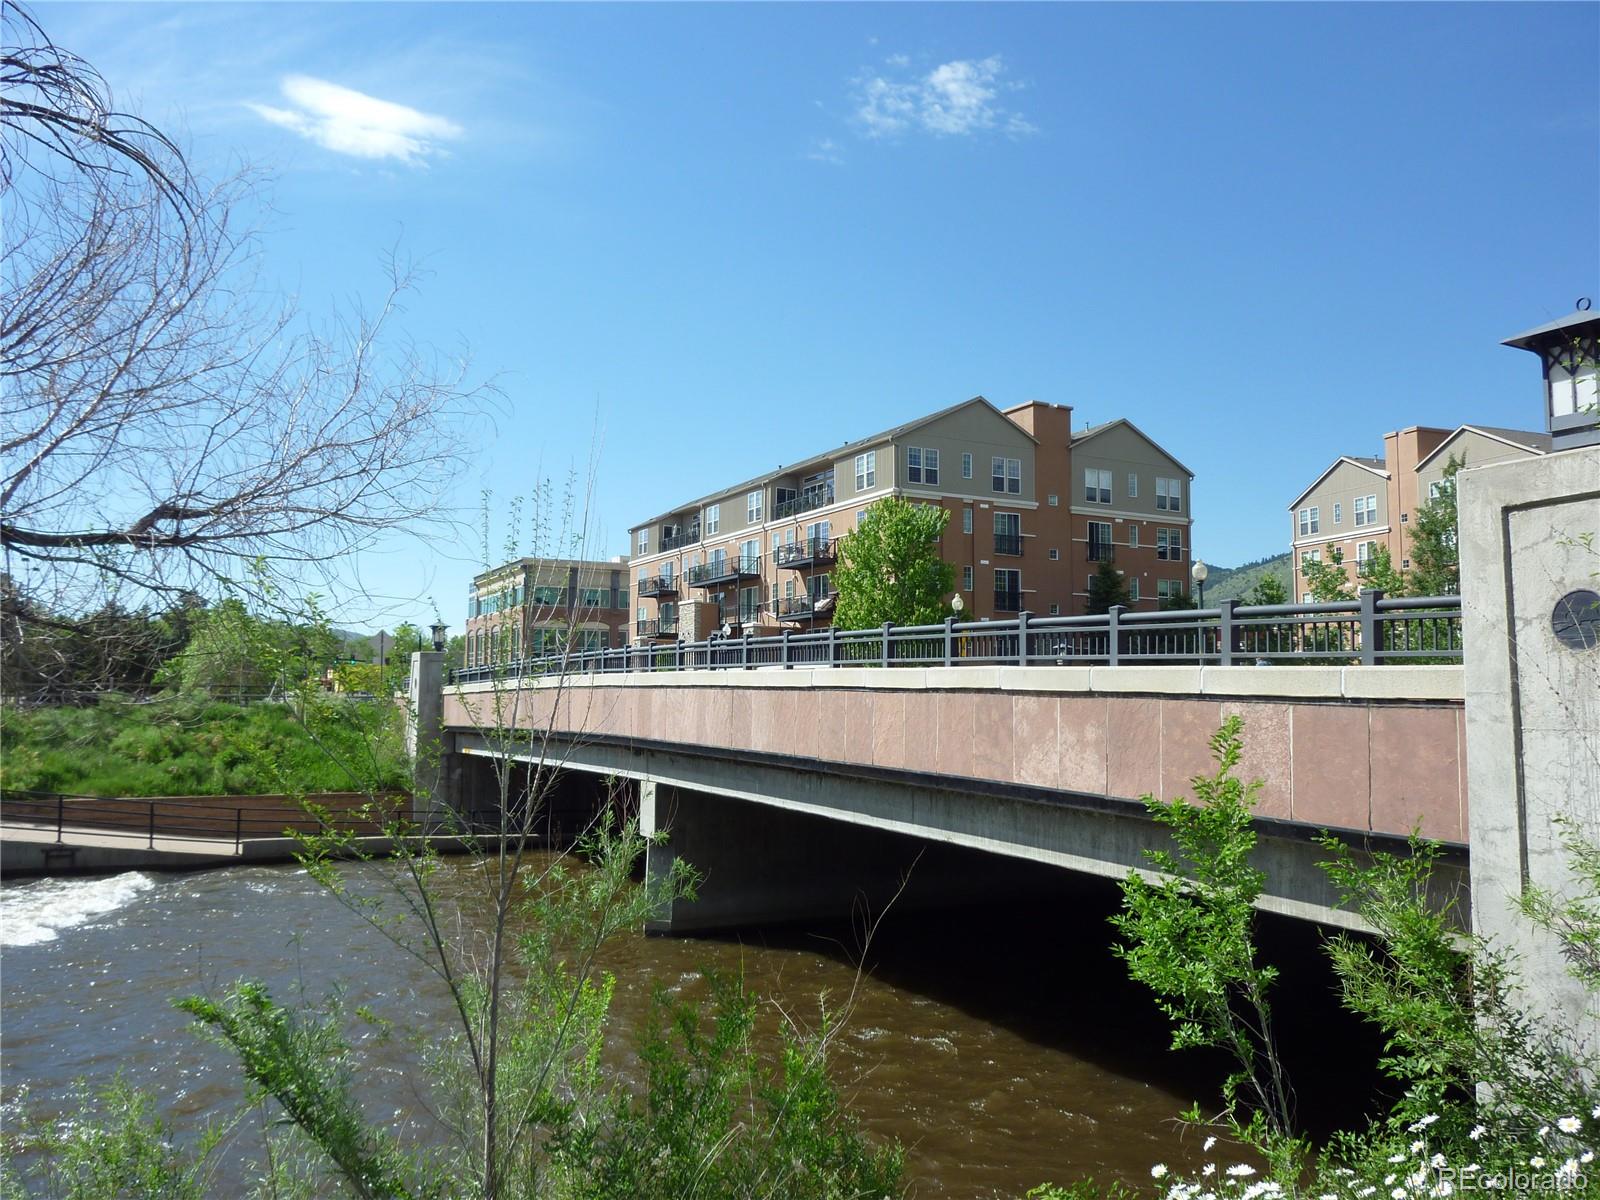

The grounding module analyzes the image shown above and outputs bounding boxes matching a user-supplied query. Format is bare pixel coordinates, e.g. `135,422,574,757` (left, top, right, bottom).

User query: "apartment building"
463,557,631,669
626,396,1195,642
1288,424,1550,600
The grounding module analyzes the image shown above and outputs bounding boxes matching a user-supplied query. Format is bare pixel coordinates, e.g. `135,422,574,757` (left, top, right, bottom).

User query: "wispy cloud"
248,75,462,165
806,137,844,165
855,54,1035,139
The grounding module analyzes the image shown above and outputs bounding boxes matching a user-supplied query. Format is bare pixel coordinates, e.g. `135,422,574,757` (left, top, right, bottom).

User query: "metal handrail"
688,555,762,585
773,488,834,520
775,538,837,568
446,591,1463,682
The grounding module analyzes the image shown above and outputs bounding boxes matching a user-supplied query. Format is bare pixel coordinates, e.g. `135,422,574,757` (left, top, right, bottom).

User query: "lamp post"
951,592,965,616
430,621,448,652
1191,559,1209,608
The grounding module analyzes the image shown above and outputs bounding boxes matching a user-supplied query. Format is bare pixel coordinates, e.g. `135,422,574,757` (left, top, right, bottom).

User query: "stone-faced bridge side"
442,665,1466,844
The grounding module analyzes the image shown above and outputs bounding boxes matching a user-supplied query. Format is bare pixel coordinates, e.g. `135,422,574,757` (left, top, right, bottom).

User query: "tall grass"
0,695,409,797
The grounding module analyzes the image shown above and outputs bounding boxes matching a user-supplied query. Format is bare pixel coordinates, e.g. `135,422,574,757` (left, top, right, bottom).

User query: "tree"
1408,455,1462,596
1245,575,1287,606
1,7,490,648
831,497,955,629
1085,558,1132,614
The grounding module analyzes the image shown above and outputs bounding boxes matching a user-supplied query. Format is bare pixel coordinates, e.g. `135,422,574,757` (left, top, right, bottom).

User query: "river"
0,857,1373,1197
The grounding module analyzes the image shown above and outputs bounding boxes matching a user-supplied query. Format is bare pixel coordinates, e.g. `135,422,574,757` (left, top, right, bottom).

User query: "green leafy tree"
1085,558,1132,614
831,497,954,629
1302,549,1355,602
1245,575,1288,606
1110,717,1303,1171
1408,455,1462,596
1158,588,1198,612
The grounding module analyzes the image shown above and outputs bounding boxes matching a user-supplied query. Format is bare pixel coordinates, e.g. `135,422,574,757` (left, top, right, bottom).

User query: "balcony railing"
775,537,837,569
994,533,1023,557
637,575,678,598
1087,543,1115,563
994,588,1023,613
689,555,762,586
636,618,678,638
448,591,1464,681
774,591,836,620
773,487,834,521
660,529,701,552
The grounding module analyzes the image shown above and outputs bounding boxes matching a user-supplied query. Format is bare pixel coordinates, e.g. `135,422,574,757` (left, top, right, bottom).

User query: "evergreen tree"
1086,558,1133,614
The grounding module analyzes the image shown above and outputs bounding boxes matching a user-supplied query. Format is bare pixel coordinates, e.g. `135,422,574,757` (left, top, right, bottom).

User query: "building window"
994,568,1021,611
1333,502,1342,526
992,457,1021,494
1128,524,1139,548
1354,494,1377,527
1428,481,1445,500
637,529,649,554
962,564,974,591
1049,603,1060,615
1047,493,1059,507
961,452,973,480
1356,540,1379,565
532,585,564,605
961,508,973,534
580,587,606,606
1156,477,1183,512
706,504,720,535
1302,592,1314,604
908,446,940,485
1157,579,1184,603
1157,528,1183,561
1297,506,1320,537
1301,548,1320,566
1129,577,1140,602
856,509,866,526
1084,468,1112,504
747,490,763,524
854,451,877,490
995,511,1021,555
1088,521,1114,561
1048,547,1059,560
1127,474,1139,499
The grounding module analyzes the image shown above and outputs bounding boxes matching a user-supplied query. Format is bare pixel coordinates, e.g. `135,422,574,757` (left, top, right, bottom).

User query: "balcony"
637,575,678,598
773,486,834,521
993,533,1023,557
689,554,761,587
994,589,1022,613
774,537,837,569
775,592,836,621
636,618,678,638
1086,543,1116,563
660,528,701,552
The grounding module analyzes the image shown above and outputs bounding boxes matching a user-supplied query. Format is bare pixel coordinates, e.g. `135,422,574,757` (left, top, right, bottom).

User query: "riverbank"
0,695,408,797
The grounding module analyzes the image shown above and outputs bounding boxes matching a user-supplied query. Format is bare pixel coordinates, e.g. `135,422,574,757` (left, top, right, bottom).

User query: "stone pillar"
1460,446,1600,1036
406,650,449,818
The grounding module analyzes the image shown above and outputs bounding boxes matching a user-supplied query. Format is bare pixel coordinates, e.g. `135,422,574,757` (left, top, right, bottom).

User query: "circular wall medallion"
1552,589,1600,652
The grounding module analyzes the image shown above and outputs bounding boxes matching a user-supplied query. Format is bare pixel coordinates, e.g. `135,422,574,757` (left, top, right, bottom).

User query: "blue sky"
42,2,1600,629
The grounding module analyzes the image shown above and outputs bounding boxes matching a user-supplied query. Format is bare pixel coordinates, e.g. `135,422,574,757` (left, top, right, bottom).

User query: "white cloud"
247,75,462,165
806,137,844,165
854,54,1035,139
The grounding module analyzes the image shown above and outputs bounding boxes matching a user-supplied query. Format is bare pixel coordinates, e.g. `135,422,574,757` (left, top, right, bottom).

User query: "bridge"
429,597,1470,934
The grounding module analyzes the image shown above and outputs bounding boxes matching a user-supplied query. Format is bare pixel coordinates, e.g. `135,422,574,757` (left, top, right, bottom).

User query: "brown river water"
0,856,1378,1197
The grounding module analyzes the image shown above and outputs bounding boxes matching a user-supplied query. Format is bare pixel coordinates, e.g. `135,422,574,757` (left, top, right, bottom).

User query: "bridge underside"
452,731,1469,935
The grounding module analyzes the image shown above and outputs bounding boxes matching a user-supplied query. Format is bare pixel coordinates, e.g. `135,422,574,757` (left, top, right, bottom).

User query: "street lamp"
1191,559,1209,608
951,592,965,616
430,621,448,652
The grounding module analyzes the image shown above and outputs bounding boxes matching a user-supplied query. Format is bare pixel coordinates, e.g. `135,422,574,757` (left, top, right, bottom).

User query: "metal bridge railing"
448,590,1462,685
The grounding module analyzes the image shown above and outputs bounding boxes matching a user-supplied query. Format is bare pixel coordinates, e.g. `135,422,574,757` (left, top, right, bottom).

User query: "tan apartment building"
1288,424,1550,600
463,557,631,669
626,397,1195,642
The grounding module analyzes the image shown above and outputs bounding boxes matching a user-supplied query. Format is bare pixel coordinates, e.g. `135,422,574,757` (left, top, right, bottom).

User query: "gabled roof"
1414,425,1552,472
1069,417,1195,478
1288,456,1390,511
632,395,1036,530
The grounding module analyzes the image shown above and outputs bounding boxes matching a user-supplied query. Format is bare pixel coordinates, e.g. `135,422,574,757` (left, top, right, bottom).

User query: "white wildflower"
1411,1140,1427,1155
1204,1136,1218,1152
1153,1165,1169,1180
1226,1165,1256,1178
1409,1114,1441,1131
1385,1175,1398,1186
1581,1150,1595,1165
1538,1126,1550,1140
1432,1182,1453,1198
1202,1164,1216,1177
1469,1125,1487,1141
1530,1156,1546,1169
1556,1159,1579,1184
1431,1153,1447,1169
1389,1154,1408,1164
1559,1116,1582,1134
1357,1188,1377,1198
1391,1188,1406,1199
